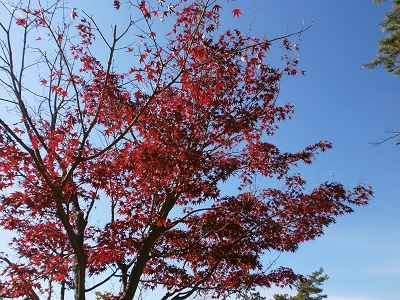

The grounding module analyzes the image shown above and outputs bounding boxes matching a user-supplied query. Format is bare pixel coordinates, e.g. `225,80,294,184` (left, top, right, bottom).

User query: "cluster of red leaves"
0,263,41,299
0,1,372,299
14,6,50,28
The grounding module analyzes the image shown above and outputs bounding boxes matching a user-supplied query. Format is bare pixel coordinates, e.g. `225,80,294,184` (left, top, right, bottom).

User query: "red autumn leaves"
0,1,372,300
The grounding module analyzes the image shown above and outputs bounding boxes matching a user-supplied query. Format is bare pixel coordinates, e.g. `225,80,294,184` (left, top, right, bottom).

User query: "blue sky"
229,1,399,299
1,1,399,300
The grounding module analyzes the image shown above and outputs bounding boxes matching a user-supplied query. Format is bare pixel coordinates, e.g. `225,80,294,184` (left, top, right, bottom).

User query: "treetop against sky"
0,1,394,300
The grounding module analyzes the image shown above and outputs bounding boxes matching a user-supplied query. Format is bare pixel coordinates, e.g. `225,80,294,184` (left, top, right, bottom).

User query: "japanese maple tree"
0,1,372,300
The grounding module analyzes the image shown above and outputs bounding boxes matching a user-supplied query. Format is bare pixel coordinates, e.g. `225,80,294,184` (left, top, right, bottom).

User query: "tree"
273,268,328,300
365,0,399,145
364,0,400,75
236,286,266,300
0,1,372,300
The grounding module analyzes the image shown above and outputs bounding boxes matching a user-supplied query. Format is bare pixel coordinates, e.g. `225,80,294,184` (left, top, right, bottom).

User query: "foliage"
365,0,399,145
364,0,400,75
236,286,266,300
0,0,372,300
273,268,328,300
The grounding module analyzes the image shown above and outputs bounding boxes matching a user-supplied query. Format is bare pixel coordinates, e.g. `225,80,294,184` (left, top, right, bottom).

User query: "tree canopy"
0,1,372,299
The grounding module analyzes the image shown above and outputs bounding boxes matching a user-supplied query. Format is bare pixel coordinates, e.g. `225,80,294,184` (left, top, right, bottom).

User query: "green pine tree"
364,0,400,75
272,268,328,300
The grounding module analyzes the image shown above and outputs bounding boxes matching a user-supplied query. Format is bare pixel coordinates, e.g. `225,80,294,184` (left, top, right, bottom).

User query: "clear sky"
229,1,399,300
1,1,399,300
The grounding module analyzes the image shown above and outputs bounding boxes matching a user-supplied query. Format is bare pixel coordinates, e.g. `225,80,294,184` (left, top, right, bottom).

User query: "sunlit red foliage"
0,1,372,300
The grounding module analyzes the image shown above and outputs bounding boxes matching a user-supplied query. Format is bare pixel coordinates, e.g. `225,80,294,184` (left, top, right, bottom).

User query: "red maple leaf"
135,73,143,82
37,18,46,26
15,18,26,26
33,8,44,15
113,0,121,10
139,52,148,63
134,89,142,98
212,4,222,12
232,8,242,17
